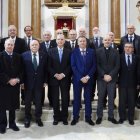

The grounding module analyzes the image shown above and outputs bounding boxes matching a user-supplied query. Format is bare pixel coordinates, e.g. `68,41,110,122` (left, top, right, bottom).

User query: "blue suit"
22,51,47,120
71,48,96,120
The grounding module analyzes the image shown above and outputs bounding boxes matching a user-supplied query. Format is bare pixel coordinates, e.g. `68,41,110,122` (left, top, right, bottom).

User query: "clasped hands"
80,75,89,84
8,78,19,86
54,73,65,80
103,74,112,82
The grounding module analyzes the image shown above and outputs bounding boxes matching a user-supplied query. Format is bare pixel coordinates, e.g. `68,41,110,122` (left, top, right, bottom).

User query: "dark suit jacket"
48,47,71,86
64,40,79,50
40,41,55,53
22,51,48,90
23,37,36,51
0,37,26,54
89,37,103,49
119,34,140,55
51,39,70,48
118,53,140,88
71,48,96,85
96,47,120,82
0,51,23,110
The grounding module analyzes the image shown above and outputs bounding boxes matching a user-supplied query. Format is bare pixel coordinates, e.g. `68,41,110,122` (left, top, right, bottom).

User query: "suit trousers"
25,88,43,120
119,87,136,121
0,110,15,128
97,80,116,118
73,82,92,120
51,84,69,121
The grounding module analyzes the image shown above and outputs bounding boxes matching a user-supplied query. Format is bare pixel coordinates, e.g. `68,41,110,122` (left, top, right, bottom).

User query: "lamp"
136,1,140,21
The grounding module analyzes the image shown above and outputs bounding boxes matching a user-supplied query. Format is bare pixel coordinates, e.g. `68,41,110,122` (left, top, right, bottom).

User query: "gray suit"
96,47,120,118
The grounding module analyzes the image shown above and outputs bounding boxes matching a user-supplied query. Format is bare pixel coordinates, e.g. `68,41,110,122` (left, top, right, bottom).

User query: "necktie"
59,49,63,63
33,53,37,70
71,41,75,50
95,38,98,47
46,42,49,52
27,38,30,48
129,36,133,43
127,55,131,67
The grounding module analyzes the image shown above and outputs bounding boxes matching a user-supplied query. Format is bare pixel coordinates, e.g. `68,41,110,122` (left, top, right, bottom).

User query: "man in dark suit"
0,38,23,134
119,24,140,55
96,36,120,125
20,25,37,106
0,25,26,54
23,25,36,51
89,27,103,49
71,36,96,126
118,42,140,125
40,30,54,107
78,27,91,48
119,24,140,107
22,40,48,128
65,29,78,50
48,34,71,125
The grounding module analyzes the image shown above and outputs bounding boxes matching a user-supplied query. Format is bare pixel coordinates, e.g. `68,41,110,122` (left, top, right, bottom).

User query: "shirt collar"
10,36,16,42
57,47,64,51
128,34,134,38
79,48,86,52
70,40,76,44
31,51,39,56
5,50,13,56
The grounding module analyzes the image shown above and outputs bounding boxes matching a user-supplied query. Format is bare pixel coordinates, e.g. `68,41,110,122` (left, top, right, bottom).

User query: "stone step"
16,103,140,122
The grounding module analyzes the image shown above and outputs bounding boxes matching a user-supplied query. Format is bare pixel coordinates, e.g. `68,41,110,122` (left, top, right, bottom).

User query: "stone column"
111,0,121,42
89,0,99,38
31,0,41,39
8,0,18,30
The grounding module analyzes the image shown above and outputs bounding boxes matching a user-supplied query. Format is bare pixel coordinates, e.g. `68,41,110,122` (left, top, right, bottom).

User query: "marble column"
31,0,41,39
111,0,121,42
89,0,99,38
8,0,18,30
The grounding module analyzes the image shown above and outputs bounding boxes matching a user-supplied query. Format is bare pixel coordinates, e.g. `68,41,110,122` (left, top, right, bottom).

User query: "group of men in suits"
0,24,140,134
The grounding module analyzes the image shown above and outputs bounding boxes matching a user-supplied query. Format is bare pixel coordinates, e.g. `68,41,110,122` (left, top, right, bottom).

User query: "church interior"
1,0,140,140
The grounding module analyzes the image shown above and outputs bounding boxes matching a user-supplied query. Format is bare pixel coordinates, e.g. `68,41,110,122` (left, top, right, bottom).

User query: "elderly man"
96,35,120,125
119,24,140,55
0,38,23,134
90,27,103,49
65,29,78,50
22,40,48,128
0,25,26,54
48,34,71,125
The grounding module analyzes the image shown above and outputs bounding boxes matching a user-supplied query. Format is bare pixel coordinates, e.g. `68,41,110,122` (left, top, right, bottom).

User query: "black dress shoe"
96,118,102,124
108,117,118,124
0,128,6,134
24,121,30,128
119,119,124,124
71,119,78,125
36,120,43,127
85,119,95,126
129,120,134,125
53,120,58,125
63,120,68,125
9,124,20,131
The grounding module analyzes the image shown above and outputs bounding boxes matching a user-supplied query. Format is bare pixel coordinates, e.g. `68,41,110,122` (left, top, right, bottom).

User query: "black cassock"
0,51,23,110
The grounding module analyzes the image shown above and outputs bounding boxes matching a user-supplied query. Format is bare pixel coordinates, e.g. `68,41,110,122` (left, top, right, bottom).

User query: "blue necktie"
59,49,63,63
129,36,133,43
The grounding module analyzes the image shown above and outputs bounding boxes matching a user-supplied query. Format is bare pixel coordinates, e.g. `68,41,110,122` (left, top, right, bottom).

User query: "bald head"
103,35,111,48
78,27,86,37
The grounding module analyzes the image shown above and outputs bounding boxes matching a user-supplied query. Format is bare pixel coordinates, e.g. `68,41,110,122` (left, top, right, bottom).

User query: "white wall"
1,0,140,38
19,0,31,37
